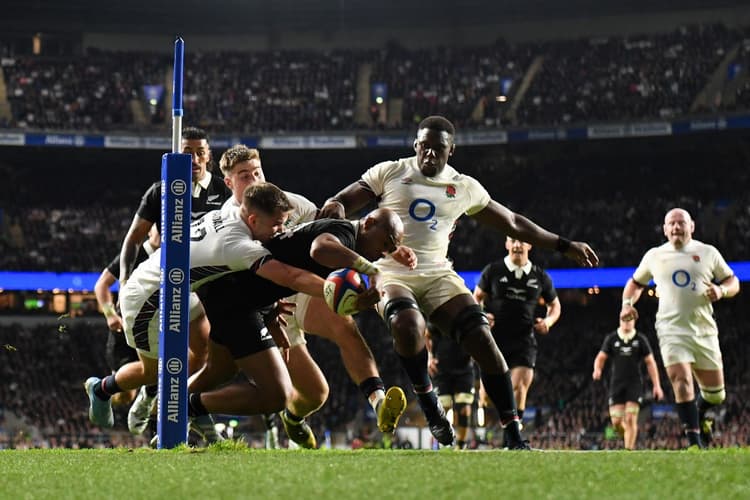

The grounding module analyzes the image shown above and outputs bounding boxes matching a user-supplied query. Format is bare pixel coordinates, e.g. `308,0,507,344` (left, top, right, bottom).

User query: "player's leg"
382,285,454,445
431,294,527,449
661,336,702,447
608,404,625,438
510,365,534,422
454,392,474,449
301,295,404,432
187,307,210,375
187,339,240,393
692,335,726,446
106,329,139,407
281,343,328,449
623,402,640,450
196,348,291,414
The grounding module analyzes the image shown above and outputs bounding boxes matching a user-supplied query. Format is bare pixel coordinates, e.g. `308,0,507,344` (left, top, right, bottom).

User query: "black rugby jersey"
201,219,358,315
136,173,231,230
477,260,557,339
600,331,653,388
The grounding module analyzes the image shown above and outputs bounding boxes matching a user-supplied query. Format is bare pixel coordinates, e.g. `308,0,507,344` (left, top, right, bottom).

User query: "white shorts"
377,268,470,318
658,333,723,371
285,293,312,348
120,281,204,359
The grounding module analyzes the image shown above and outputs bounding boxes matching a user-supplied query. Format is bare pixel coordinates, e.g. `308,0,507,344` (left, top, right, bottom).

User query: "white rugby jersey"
221,191,317,228
361,156,491,272
129,206,270,299
632,239,734,337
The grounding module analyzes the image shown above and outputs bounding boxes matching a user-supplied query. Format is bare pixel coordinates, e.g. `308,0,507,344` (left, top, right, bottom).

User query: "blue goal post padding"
157,152,191,449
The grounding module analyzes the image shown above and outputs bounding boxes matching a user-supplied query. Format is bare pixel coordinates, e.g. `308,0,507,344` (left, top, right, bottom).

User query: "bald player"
621,208,740,448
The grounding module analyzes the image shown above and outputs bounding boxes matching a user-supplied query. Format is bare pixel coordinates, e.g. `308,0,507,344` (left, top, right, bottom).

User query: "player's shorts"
105,329,139,371
608,383,643,406
209,309,277,359
658,333,723,370
377,268,470,318
284,293,312,348
120,283,204,359
434,368,475,402
493,335,537,369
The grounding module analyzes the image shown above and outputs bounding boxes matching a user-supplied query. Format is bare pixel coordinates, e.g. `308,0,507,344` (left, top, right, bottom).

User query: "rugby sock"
397,348,432,393
481,371,522,442
145,384,158,398
517,408,525,421
188,393,208,417
359,377,386,411
675,400,702,446
95,374,122,400
397,349,439,421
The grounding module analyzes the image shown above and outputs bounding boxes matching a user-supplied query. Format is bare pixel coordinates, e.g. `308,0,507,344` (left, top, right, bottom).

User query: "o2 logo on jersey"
672,269,696,290
409,198,438,231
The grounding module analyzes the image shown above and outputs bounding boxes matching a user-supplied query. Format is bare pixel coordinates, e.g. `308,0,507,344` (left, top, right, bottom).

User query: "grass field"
2,444,749,499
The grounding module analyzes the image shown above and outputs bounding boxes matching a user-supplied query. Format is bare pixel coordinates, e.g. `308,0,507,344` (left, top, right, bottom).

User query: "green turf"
1,445,748,499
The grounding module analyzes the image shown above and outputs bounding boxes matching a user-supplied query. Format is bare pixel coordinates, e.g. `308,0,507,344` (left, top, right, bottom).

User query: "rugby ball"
323,268,365,316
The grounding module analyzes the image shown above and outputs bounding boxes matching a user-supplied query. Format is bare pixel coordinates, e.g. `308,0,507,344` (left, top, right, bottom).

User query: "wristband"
555,237,571,253
720,285,729,298
352,255,379,275
102,303,117,318
622,298,633,307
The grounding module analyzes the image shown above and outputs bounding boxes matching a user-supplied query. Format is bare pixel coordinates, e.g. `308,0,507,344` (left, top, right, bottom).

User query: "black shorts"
105,330,139,372
608,382,643,406
434,368,475,397
208,309,277,359
493,333,537,369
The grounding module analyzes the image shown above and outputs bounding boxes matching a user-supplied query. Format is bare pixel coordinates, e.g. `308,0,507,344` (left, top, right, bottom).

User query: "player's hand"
533,317,550,335
274,300,296,326
318,199,346,219
653,385,664,401
565,241,599,268
391,245,417,270
485,312,495,329
106,314,124,333
592,368,601,381
703,281,722,302
266,319,291,362
428,355,439,377
620,305,639,322
354,285,382,311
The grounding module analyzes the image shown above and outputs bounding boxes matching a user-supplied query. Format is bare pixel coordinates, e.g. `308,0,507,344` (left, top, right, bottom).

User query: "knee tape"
450,304,489,344
700,385,726,405
438,394,453,410
610,408,625,419
454,392,475,405
383,297,421,333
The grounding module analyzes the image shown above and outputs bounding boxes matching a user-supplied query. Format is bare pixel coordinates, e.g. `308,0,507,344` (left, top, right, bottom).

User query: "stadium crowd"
2,288,747,450
1,23,749,133
0,137,747,273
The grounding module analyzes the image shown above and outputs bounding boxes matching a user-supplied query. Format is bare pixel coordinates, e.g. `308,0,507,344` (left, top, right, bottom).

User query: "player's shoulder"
689,239,721,255
284,190,317,214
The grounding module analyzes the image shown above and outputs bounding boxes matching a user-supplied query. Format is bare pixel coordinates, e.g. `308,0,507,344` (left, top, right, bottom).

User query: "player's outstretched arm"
256,259,327,298
471,200,599,267
119,215,154,284
318,182,377,219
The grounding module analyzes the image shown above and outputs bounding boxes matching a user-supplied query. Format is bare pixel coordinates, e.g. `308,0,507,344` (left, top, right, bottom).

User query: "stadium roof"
3,0,748,35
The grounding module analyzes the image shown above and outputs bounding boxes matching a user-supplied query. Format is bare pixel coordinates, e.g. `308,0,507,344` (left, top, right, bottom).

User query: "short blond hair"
219,144,261,176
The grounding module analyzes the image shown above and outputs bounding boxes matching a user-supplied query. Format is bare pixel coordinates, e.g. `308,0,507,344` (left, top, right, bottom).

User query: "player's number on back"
409,198,438,231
